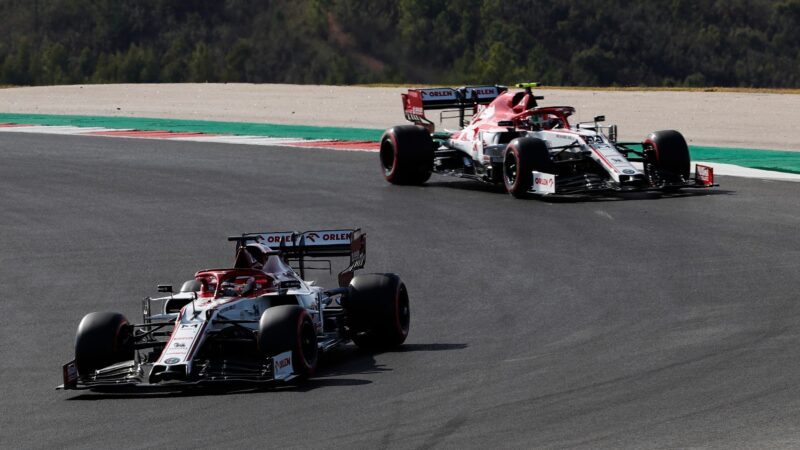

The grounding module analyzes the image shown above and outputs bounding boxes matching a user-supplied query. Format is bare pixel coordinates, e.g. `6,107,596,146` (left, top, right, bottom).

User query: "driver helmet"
220,280,239,296
528,114,544,130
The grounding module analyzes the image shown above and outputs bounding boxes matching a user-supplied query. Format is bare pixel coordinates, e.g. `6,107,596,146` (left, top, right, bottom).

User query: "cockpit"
517,106,575,131
196,269,272,299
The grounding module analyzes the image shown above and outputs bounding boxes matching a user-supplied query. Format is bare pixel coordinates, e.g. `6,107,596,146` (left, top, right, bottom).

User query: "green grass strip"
690,146,800,175
0,112,384,142
1,112,799,174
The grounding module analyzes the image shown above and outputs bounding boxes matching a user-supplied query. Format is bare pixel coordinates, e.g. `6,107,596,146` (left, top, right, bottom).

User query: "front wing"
57,351,296,391
528,164,717,196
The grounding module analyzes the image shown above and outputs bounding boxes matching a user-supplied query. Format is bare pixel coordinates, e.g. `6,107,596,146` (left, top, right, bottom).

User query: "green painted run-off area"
1,112,799,174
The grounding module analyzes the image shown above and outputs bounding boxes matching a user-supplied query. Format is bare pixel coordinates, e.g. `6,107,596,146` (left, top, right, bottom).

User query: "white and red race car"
380,83,715,197
58,229,410,391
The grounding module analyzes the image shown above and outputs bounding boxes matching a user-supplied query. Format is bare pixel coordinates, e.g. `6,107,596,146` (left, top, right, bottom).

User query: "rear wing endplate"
234,229,366,286
403,85,507,130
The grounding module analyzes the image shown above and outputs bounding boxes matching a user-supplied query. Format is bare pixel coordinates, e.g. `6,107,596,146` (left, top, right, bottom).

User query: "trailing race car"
58,229,410,391
380,83,715,197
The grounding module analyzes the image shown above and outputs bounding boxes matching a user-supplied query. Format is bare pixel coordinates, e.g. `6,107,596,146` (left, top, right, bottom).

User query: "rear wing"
403,85,507,130
231,229,366,286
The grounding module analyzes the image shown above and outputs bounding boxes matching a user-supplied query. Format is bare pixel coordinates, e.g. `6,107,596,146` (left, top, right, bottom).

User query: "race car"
58,229,410,391
380,83,715,197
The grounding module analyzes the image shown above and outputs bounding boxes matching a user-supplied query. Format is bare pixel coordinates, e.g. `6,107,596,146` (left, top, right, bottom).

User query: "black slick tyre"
503,137,555,198
345,273,410,350
380,125,434,185
258,305,318,377
645,130,690,182
74,312,133,378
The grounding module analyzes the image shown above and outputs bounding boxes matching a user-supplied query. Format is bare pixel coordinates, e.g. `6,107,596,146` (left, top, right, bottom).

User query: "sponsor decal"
320,232,350,242
532,171,556,194
423,90,452,97
465,87,499,99
62,361,78,388
695,164,714,186
159,320,203,364
279,279,302,289
260,230,351,247
273,351,294,380
622,169,636,175
420,89,457,101
263,233,294,244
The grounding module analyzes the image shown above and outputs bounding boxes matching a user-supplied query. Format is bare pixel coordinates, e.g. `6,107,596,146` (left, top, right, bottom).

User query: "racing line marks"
595,210,615,221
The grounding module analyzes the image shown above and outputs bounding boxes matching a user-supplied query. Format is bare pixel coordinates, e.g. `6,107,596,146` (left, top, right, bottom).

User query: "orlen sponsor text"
264,232,349,244
422,90,454,98
469,88,496,96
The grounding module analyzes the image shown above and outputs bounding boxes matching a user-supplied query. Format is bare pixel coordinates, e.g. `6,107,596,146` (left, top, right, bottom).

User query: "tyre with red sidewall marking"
258,305,318,377
645,130,690,181
503,137,555,198
380,125,434,185
75,312,133,378
345,273,410,350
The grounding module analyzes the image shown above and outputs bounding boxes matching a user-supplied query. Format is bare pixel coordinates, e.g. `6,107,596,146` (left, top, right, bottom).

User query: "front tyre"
258,305,318,377
380,125,434,185
644,130,690,183
345,273,410,350
74,312,133,378
503,137,555,198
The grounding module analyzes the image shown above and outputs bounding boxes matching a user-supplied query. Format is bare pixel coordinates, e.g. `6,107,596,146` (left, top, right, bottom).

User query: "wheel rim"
113,322,133,355
298,319,318,368
380,138,396,176
504,151,518,186
396,289,410,336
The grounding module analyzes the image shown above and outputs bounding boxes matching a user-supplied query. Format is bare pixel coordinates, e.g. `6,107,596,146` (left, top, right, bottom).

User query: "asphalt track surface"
2,133,800,449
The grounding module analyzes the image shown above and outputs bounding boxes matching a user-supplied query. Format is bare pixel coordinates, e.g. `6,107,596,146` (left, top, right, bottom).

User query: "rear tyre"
345,273,410,350
503,137,555,198
380,125,434,185
258,305,318,377
74,312,133,378
644,130,690,182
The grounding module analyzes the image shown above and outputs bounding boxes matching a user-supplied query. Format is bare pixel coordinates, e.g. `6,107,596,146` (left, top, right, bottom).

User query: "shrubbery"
0,0,798,87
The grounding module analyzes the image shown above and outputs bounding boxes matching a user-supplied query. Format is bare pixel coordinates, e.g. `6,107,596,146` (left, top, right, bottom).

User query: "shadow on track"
64,342,468,400
419,178,733,203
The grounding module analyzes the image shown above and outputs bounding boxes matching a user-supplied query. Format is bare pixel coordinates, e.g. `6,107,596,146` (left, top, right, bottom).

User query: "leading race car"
58,229,410,391
380,83,715,197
